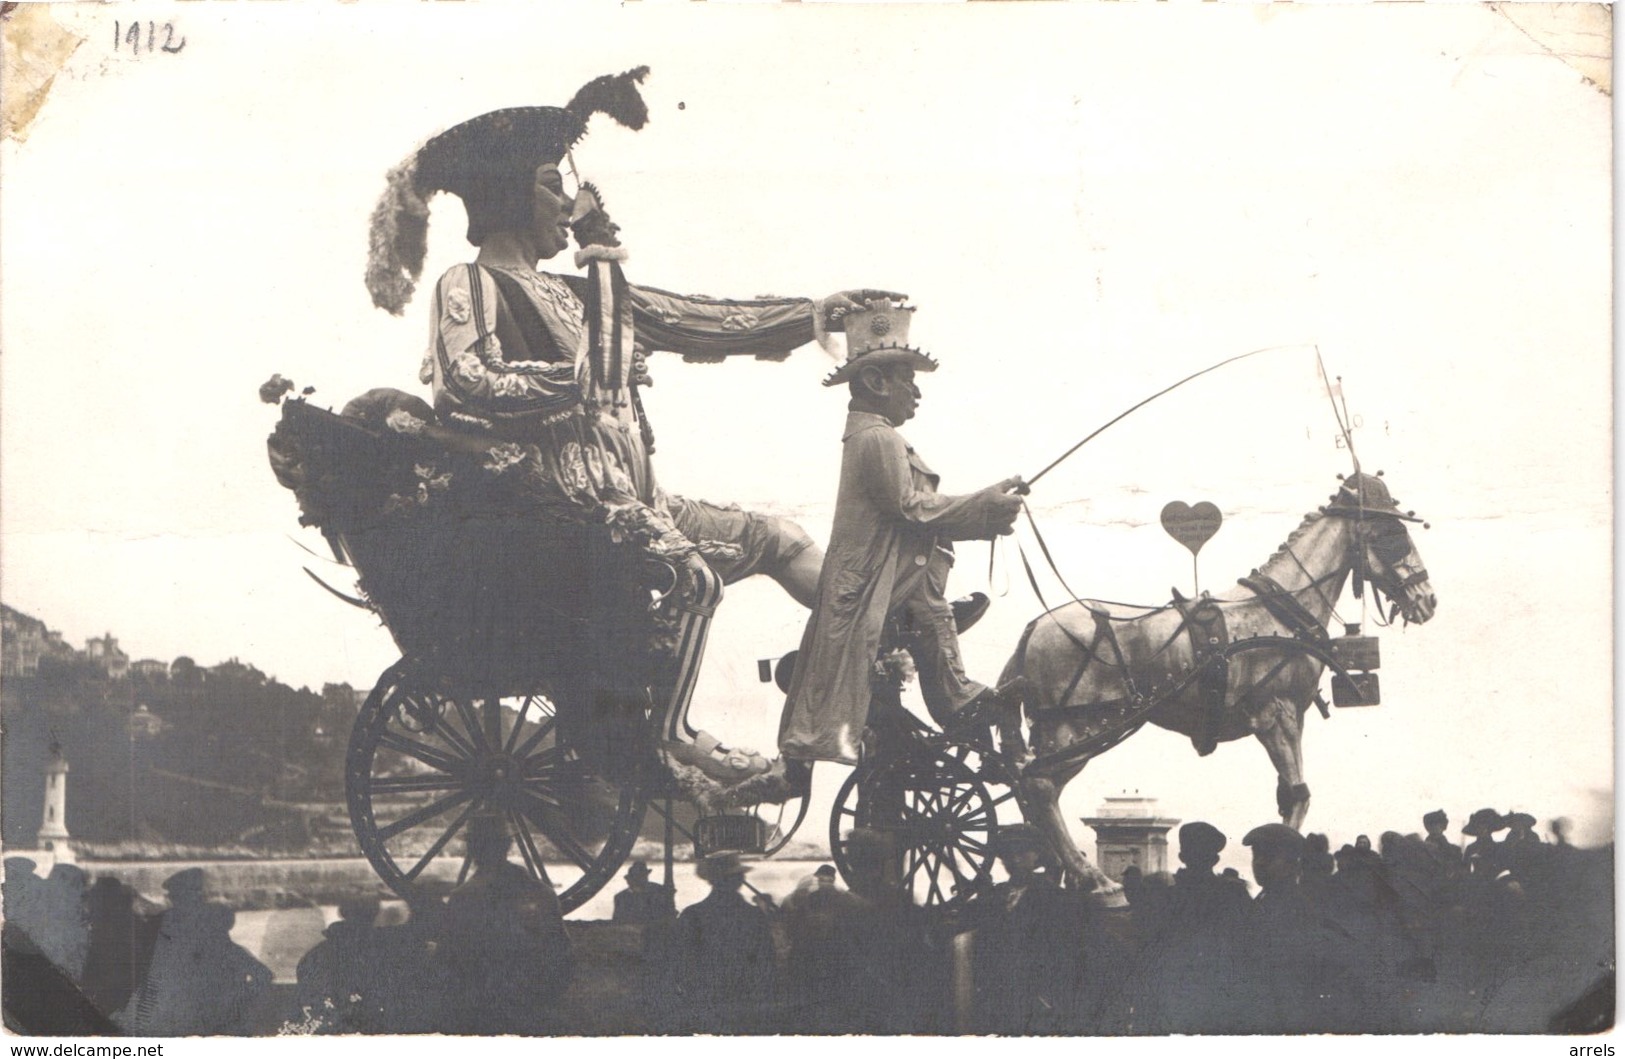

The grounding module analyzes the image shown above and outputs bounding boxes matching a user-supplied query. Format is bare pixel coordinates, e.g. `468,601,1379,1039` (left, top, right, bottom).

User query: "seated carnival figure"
780,299,1028,767
363,67,884,784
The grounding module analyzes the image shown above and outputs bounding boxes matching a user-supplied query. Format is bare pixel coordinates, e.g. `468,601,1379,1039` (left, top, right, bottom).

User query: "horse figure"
1001,471,1437,902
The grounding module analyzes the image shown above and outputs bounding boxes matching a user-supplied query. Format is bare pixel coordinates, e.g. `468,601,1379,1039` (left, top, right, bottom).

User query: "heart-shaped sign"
1161,501,1223,556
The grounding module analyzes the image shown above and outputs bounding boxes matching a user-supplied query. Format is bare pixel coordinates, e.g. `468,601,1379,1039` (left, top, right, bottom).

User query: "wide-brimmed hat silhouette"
1462,808,1508,837
696,851,753,884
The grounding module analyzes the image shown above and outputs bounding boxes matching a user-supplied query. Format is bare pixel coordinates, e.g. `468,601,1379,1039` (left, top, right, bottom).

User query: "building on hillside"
84,634,130,679
130,658,171,680
1,604,75,678
1080,793,1180,882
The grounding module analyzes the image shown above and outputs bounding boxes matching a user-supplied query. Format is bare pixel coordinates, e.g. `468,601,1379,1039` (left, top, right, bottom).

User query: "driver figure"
780,299,1027,767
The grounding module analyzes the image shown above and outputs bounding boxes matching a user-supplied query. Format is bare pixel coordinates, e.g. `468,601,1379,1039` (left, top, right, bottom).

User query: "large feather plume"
565,66,651,137
364,156,431,316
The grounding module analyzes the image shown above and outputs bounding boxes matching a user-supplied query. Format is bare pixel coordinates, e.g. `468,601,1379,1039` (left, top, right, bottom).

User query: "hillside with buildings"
2,604,363,852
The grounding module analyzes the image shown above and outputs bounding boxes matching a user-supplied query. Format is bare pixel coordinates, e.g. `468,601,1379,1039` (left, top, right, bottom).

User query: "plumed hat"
366,67,651,316
1504,811,1537,830
822,298,939,387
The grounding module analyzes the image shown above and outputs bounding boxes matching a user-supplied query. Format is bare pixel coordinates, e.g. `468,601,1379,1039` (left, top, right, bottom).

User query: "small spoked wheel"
829,737,1020,912
346,659,647,914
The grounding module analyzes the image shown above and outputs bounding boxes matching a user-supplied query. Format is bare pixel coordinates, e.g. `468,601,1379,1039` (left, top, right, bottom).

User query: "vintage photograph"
0,0,1613,1041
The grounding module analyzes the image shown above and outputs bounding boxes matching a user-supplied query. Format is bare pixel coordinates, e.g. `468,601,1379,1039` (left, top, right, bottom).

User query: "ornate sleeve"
625,282,818,362
429,265,579,415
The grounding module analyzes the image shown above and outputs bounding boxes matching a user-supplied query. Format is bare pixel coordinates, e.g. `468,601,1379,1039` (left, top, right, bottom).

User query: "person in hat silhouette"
780,299,1027,764
1242,824,1308,906
1117,821,1251,1033
294,894,385,1032
664,851,775,1031
1498,810,1546,883
1421,809,1462,874
437,814,573,1033
1461,808,1507,876
1238,823,1366,1032
959,822,1091,1033
116,870,271,1035
1171,821,1251,922
778,862,881,1032
364,68,894,786
612,859,676,925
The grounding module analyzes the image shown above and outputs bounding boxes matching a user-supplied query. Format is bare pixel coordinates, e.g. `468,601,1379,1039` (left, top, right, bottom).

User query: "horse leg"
1251,696,1311,829
1017,758,1126,908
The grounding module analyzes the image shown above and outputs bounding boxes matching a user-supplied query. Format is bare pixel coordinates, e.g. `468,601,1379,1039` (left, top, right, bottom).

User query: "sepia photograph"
0,0,1613,1044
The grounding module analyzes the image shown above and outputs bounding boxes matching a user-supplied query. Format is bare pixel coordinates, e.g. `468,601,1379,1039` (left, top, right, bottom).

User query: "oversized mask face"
862,364,920,426
530,164,576,260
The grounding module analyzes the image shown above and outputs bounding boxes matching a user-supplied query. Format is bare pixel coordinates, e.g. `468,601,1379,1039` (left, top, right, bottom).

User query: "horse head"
1328,471,1437,626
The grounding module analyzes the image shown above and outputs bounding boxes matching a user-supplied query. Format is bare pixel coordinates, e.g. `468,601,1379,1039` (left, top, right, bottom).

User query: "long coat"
780,411,1018,763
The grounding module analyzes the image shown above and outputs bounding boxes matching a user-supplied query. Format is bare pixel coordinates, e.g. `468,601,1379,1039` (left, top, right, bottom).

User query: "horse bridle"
1350,514,1429,625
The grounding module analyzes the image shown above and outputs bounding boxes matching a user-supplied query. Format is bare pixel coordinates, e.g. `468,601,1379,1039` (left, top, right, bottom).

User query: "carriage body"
269,398,830,914
339,512,661,702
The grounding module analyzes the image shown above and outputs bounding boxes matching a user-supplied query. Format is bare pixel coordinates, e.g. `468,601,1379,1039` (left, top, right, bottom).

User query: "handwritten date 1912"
114,21,185,55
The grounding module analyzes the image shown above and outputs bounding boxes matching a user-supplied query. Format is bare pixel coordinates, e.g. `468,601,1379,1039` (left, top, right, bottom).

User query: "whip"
1025,344,1311,487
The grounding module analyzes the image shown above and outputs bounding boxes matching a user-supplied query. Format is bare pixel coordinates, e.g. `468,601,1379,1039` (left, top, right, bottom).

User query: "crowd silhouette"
0,806,1611,1036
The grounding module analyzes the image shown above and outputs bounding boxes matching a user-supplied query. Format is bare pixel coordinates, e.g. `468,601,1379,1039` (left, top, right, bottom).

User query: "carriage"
268,395,1026,914
267,383,1436,914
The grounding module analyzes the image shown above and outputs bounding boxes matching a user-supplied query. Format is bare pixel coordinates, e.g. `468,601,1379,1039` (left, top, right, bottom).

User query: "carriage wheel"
346,659,647,914
828,738,1017,911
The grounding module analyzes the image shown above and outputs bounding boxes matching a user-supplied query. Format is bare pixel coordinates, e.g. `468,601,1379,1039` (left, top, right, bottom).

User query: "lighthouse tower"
37,739,74,861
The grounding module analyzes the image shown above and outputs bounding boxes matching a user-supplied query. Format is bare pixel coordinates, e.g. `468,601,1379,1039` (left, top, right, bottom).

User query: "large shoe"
661,731,774,784
940,676,1028,738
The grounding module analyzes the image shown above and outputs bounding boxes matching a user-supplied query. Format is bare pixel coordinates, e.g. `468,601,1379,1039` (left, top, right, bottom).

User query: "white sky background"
1,1,1613,867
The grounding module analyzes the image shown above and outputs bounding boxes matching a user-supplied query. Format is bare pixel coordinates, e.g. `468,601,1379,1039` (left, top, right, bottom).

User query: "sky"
0,0,1613,876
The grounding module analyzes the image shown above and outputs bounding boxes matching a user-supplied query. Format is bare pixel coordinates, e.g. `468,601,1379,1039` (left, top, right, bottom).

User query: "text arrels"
113,21,185,55
1570,1047,1615,1057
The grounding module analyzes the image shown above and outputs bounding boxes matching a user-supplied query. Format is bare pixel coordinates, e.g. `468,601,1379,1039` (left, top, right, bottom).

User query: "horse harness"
1014,571,1355,778
1012,590,1231,774
1166,590,1230,755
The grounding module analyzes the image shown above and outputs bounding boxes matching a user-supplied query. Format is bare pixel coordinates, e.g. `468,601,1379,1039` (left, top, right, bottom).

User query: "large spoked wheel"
346,659,648,914
829,738,1019,912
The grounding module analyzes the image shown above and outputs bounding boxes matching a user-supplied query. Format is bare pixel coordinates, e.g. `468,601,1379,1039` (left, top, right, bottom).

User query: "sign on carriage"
1160,501,1223,557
